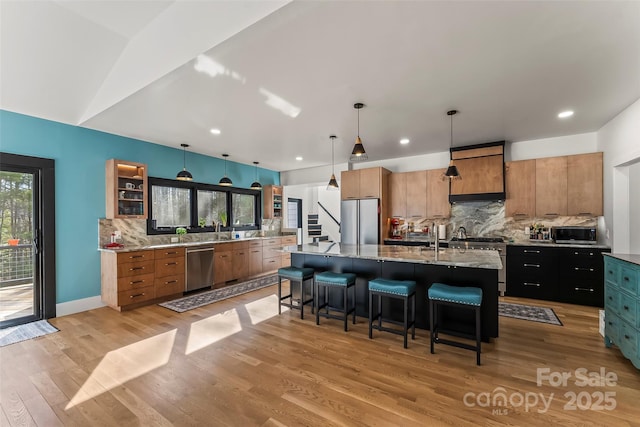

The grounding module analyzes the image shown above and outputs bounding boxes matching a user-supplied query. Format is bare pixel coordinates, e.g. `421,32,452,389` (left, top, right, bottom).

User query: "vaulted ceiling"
2,1,639,172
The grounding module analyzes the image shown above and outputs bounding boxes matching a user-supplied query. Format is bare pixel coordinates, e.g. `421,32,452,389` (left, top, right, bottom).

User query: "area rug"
0,320,59,347
499,302,563,326
159,274,280,313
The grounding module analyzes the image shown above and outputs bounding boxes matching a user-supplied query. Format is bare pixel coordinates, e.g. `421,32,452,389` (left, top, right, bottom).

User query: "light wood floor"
1,284,639,426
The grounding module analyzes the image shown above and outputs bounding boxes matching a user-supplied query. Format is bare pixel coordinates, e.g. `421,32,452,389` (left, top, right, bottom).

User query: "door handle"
523,250,540,254
523,263,540,268
523,282,540,287
574,287,594,292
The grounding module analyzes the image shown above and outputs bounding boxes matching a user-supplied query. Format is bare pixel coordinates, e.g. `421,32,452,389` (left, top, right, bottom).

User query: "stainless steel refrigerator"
340,199,380,245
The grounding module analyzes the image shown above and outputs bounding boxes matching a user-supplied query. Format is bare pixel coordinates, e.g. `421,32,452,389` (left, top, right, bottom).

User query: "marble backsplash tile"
98,218,282,247
393,200,598,243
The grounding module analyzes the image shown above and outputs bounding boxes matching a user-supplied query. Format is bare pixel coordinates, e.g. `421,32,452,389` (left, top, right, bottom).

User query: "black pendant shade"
176,143,193,181
443,110,462,180
219,154,233,186
250,161,262,190
327,135,339,190
350,103,368,162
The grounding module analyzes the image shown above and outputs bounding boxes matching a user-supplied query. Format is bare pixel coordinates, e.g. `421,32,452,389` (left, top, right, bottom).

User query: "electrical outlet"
114,230,122,239
171,237,179,243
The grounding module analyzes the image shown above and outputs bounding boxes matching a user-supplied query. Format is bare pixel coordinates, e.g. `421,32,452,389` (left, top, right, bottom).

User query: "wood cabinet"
406,171,427,218
232,242,249,281
101,247,185,311
262,235,297,273
426,168,450,218
248,240,264,277
340,167,389,200
505,160,536,218
389,173,407,218
535,156,568,217
449,143,505,202
106,159,147,219
263,185,283,219
213,242,234,286
567,152,603,216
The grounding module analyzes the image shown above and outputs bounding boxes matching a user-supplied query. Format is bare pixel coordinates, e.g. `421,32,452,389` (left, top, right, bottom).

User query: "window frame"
146,177,261,235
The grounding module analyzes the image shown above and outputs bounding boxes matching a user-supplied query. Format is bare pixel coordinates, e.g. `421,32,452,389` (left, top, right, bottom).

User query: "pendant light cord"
183,146,186,169
332,137,335,174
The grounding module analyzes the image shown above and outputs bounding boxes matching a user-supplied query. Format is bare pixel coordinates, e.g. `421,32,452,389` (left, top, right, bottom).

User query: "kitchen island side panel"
292,253,498,340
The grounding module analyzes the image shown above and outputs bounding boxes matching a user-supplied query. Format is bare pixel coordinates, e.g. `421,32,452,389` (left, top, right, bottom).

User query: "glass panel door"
0,169,39,327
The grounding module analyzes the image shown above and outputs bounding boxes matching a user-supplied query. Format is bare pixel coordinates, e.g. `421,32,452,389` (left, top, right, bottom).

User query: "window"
147,177,261,234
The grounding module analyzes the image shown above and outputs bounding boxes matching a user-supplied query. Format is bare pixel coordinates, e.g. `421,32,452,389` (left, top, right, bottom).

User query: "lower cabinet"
101,247,185,311
506,245,609,307
604,255,640,369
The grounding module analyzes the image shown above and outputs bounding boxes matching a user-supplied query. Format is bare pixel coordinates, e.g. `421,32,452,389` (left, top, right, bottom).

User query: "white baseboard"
56,296,106,317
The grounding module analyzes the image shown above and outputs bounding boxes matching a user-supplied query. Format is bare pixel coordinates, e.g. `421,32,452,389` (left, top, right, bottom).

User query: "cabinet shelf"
107,159,148,219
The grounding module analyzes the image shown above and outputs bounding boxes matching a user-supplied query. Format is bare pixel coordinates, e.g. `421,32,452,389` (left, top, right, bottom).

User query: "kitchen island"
284,243,502,341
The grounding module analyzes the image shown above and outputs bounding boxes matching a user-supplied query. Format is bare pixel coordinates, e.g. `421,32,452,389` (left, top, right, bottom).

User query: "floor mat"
499,302,563,326
0,320,59,347
159,274,279,313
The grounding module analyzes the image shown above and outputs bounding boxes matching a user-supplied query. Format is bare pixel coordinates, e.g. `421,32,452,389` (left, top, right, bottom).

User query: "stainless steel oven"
449,237,507,296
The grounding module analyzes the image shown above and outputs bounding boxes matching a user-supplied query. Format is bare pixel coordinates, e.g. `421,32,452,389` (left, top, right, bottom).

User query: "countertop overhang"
98,234,296,253
283,243,502,270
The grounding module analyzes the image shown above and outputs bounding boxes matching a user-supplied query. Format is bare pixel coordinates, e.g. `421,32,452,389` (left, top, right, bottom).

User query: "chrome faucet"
457,226,467,240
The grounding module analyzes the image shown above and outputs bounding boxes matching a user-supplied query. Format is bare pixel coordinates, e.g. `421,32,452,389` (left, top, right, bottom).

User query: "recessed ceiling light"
295,156,303,161
558,110,574,119
210,128,221,135
400,138,410,145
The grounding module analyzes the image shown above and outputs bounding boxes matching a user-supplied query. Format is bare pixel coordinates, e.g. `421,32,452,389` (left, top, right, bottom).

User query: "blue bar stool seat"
368,278,416,348
277,267,315,319
314,271,357,331
428,283,483,365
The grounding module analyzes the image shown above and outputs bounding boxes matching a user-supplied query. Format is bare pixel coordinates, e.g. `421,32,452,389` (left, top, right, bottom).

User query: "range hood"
448,141,506,203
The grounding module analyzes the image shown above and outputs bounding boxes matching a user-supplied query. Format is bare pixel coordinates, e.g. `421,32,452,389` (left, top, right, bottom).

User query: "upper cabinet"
106,159,147,219
389,172,407,218
505,160,536,218
340,167,389,200
405,171,428,218
536,156,568,217
567,152,603,216
263,185,283,219
426,169,451,218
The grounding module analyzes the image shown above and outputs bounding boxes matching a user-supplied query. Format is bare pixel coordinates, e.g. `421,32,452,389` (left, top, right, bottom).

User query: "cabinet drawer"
263,245,284,259
155,274,185,297
281,236,297,245
605,312,620,344
605,285,620,314
619,292,637,325
155,257,185,278
118,285,155,306
604,259,620,286
506,279,555,300
118,259,155,277
560,284,603,307
154,247,185,259
620,266,639,296
281,253,291,267
263,238,282,246
263,256,281,272
117,250,154,263
214,242,236,252
117,273,155,292
507,246,556,257
619,322,638,360
249,240,263,248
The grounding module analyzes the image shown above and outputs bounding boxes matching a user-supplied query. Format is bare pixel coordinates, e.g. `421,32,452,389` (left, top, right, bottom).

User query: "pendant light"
443,110,462,180
350,102,368,162
250,161,262,190
327,135,339,191
219,154,233,186
176,143,193,181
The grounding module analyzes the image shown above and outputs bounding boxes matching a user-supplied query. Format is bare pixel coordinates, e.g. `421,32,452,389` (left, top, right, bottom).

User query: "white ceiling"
2,1,639,172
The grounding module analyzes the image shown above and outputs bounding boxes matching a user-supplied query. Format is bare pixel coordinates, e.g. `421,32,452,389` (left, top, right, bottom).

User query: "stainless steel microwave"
552,226,597,245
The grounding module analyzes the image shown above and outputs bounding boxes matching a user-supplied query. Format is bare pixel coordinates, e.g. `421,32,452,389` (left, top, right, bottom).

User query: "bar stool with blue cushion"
368,278,416,348
277,267,315,319
428,283,483,365
314,271,357,331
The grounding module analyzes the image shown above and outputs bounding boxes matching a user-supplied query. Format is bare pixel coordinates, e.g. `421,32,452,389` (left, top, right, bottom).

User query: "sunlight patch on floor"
185,308,241,355
244,294,286,325
66,329,176,409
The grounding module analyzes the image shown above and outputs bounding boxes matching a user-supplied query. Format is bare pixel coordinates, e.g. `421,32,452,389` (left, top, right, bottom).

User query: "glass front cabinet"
106,159,148,219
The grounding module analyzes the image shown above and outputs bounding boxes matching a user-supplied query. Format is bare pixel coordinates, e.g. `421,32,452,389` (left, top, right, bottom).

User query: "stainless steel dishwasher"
186,245,215,292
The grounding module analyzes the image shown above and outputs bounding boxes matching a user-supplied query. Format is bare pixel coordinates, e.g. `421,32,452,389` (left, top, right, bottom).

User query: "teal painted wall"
0,110,280,304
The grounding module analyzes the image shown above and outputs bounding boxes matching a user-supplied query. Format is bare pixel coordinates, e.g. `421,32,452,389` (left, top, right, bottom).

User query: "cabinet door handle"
623,277,630,282
524,282,540,287
129,255,144,259
624,335,630,340
624,305,629,310
164,251,178,255
544,213,558,216
608,270,613,275
514,213,527,216
574,267,594,272
523,250,540,254
164,280,178,285
165,262,178,266
524,263,540,268
130,267,145,271
130,293,145,298
578,212,592,216
608,321,613,326
130,280,144,284
574,287,594,292
608,296,613,300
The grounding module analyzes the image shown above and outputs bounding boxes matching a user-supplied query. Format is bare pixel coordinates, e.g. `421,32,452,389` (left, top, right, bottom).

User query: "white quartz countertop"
98,234,295,253
604,253,640,266
283,243,502,270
